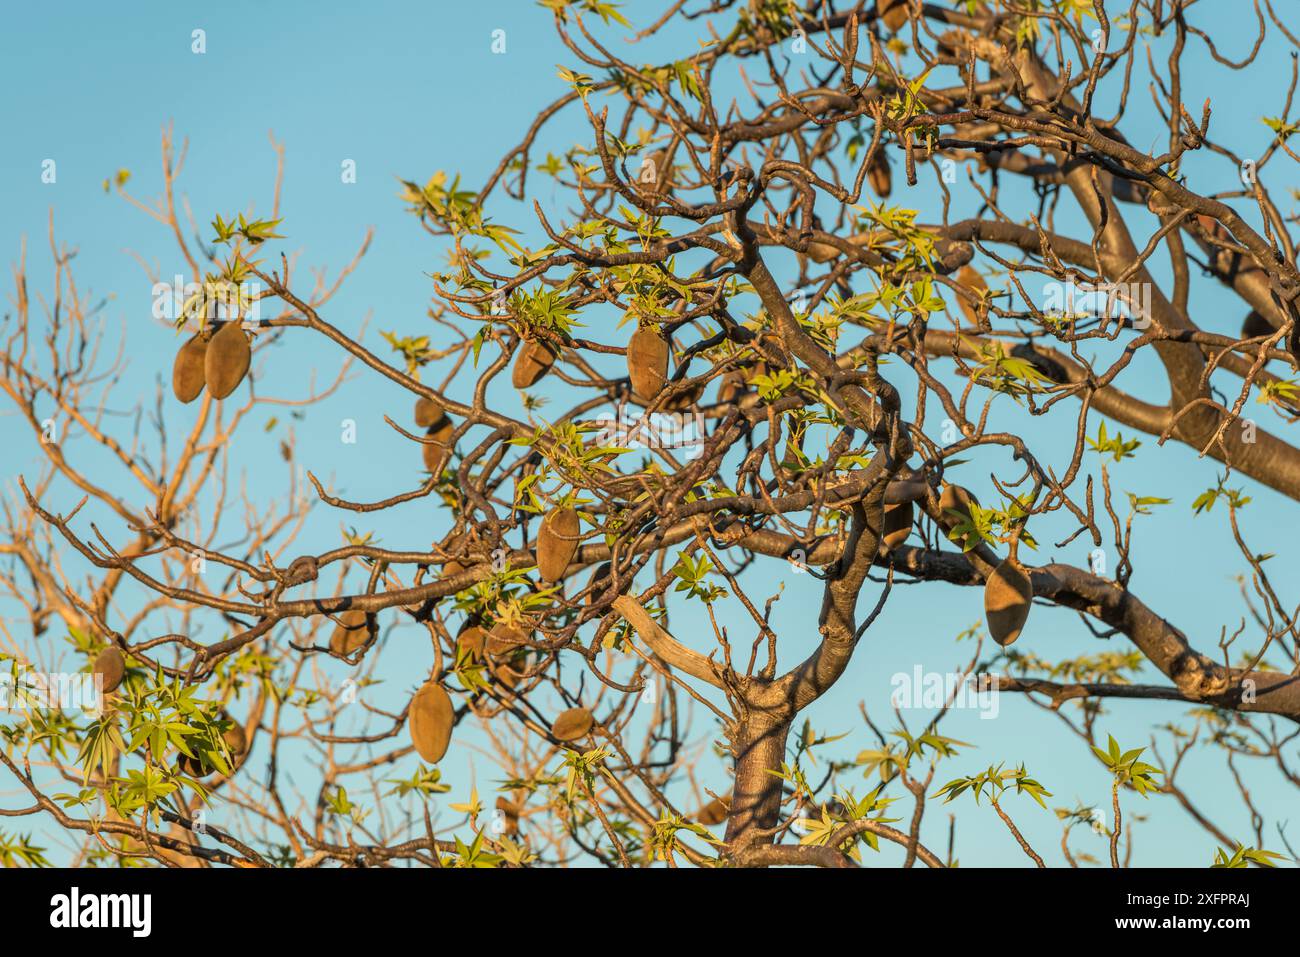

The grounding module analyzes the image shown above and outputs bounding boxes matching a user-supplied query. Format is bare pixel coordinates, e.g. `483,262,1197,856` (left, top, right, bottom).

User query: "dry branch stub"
408,682,454,764
171,332,208,403
984,558,1033,646
203,321,251,400
536,506,580,581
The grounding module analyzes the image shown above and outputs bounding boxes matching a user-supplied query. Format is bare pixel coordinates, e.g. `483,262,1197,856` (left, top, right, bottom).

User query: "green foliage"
935,764,1053,809
1091,735,1162,796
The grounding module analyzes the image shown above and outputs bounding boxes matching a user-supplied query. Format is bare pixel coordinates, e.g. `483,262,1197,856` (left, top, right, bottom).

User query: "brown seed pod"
329,609,369,656
984,558,1033,646
586,562,618,605
512,339,558,389
422,415,455,474
877,0,910,31
486,621,530,656
637,150,673,198
881,500,913,551
457,623,487,660
536,506,580,581
696,796,731,826
663,379,705,412
178,716,248,778
867,148,892,198
806,241,841,264
414,396,444,428
492,659,523,690
627,326,669,400
495,796,522,835
550,707,594,742
407,682,454,764
93,646,126,695
956,266,988,327
1242,310,1274,338
203,321,251,400
938,484,980,524
172,333,208,403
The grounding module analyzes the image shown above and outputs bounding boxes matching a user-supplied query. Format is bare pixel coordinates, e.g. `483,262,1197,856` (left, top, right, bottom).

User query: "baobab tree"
2,0,1299,869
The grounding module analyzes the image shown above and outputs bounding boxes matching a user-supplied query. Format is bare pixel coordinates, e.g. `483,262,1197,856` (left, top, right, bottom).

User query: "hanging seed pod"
1242,310,1273,338
457,623,487,660
512,339,558,389
172,332,208,403
203,321,252,400
984,558,1033,646
329,609,369,655
486,621,530,656
627,326,669,400
696,796,730,826
877,0,910,31
806,241,841,264
587,562,613,605
550,707,594,742
495,796,521,835
93,646,126,695
938,484,980,524
867,148,892,198
492,659,522,690
422,415,455,475
881,500,913,551
956,266,988,327
178,716,248,778
414,397,444,428
637,150,673,198
536,506,580,581
408,682,454,764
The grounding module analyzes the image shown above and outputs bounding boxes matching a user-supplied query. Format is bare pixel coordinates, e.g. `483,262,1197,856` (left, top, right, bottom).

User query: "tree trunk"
725,717,791,852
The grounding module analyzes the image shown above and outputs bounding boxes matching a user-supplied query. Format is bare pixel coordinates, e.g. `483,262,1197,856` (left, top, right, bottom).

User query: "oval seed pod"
93,646,126,695
663,379,705,412
877,0,909,31
414,396,444,428
408,682,454,764
178,715,248,778
867,148,892,198
512,340,558,389
637,150,673,198
881,501,913,551
457,623,487,660
550,707,594,742
1242,310,1273,338
536,506,580,581
172,333,208,403
956,266,988,327
696,796,730,826
486,621,530,656
939,484,979,522
984,558,1033,646
806,241,840,264
203,321,252,400
329,609,369,655
627,326,669,400
587,562,613,605
422,416,455,475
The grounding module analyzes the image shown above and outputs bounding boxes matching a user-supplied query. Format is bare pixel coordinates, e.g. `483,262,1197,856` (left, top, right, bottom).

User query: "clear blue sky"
1,1,1295,867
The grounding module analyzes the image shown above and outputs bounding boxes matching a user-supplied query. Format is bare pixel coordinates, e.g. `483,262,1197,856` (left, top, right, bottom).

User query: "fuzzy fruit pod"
414,397,445,428
178,716,248,778
172,333,208,403
1242,310,1273,338
956,266,988,326
204,321,251,399
486,621,530,656
93,646,126,694
550,707,594,742
329,609,369,655
881,500,913,551
537,506,581,581
636,150,673,198
422,416,455,475
627,326,669,399
696,796,730,826
984,558,1033,646
512,340,558,389
457,623,487,660
877,0,909,31
867,147,892,198
938,484,980,524
408,682,454,764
